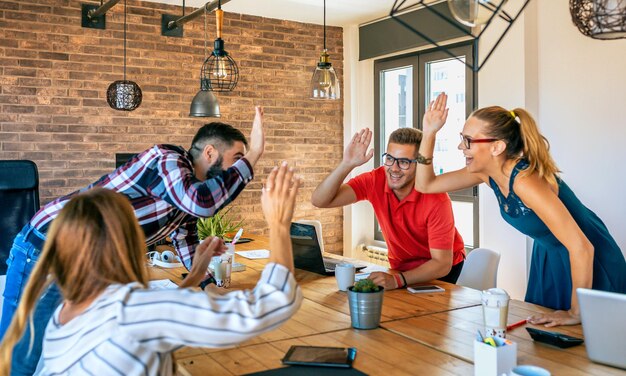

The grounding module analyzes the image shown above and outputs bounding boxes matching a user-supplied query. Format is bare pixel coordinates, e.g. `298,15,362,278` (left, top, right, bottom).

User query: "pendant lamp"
107,0,142,111
310,0,340,100
570,0,626,40
201,0,239,92
190,5,221,117
448,0,508,27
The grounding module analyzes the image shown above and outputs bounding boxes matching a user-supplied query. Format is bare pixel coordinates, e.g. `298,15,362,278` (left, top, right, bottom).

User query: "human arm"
311,128,374,208
368,248,453,289
261,161,301,272
416,93,483,193
243,106,265,167
514,175,592,327
179,236,225,288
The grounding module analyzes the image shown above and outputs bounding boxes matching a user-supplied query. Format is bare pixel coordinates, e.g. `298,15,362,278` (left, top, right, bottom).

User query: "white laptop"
577,288,626,369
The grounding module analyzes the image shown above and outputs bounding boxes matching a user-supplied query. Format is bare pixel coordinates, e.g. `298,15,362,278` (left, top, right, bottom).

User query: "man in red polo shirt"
311,127,465,290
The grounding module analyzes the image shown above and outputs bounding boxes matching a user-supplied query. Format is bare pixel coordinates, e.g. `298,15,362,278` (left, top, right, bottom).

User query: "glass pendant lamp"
310,0,340,100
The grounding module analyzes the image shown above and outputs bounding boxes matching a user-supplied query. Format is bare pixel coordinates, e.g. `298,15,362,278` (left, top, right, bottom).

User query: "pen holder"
473,338,517,376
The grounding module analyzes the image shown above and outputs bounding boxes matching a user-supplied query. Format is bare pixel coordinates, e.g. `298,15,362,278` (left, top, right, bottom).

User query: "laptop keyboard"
323,260,338,271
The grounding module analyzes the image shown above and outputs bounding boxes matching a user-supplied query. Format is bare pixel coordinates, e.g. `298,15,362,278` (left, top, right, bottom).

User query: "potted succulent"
347,279,384,330
197,207,244,242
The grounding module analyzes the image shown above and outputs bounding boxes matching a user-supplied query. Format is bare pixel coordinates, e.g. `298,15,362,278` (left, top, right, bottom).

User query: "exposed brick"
0,0,345,254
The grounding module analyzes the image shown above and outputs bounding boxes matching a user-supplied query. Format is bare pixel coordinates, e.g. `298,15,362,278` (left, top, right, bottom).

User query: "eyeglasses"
382,153,417,170
459,133,499,149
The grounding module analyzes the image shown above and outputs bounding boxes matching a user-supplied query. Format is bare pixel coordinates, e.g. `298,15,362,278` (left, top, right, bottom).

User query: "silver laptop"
577,288,626,369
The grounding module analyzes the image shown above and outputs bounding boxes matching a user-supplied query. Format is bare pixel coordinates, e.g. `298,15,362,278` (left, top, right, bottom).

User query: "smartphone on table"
406,284,445,294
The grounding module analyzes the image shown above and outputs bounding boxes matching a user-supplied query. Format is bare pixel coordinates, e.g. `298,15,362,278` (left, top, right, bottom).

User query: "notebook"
577,288,626,369
290,221,364,276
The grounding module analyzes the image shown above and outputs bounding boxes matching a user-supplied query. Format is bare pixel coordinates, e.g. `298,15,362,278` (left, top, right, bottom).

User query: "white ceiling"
142,0,393,26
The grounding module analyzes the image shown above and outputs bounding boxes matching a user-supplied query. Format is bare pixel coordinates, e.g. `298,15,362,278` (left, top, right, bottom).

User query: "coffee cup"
510,365,551,376
335,263,355,291
481,288,510,338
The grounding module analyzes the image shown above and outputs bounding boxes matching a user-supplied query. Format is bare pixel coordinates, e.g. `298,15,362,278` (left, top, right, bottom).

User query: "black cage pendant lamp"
107,0,142,111
190,6,221,117
201,0,239,92
310,0,340,100
570,0,626,40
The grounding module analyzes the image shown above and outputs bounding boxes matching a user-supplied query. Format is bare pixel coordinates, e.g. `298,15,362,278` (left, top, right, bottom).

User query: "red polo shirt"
347,167,465,271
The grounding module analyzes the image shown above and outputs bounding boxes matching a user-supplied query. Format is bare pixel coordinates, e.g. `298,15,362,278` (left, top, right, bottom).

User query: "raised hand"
343,128,375,168
181,236,225,288
262,162,301,228
246,106,265,166
422,93,449,135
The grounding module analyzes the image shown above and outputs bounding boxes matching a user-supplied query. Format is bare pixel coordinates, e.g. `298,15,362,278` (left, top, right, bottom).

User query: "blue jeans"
0,224,61,376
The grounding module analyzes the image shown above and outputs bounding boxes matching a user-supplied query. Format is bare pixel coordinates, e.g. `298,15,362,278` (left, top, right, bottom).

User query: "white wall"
343,0,626,300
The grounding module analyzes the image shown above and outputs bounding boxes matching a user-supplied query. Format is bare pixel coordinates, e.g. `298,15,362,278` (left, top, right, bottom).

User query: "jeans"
0,224,61,376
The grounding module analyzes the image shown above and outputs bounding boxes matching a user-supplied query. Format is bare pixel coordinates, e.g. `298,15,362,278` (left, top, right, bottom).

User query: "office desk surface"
148,235,625,376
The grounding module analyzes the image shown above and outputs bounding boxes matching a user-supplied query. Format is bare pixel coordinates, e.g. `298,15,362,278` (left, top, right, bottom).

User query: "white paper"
235,249,270,259
148,279,179,290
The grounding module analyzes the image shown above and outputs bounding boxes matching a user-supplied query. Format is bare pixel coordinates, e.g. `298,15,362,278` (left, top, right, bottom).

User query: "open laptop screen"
290,222,331,275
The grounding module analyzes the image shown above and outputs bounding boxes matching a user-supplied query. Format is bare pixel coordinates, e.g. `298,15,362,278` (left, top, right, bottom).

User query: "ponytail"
472,106,559,187
512,108,559,187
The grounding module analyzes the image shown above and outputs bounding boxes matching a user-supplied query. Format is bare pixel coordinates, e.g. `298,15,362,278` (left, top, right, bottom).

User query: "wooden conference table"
148,235,624,376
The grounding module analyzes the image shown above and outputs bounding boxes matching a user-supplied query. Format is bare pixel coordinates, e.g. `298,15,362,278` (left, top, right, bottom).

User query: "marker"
506,319,527,331
231,228,244,246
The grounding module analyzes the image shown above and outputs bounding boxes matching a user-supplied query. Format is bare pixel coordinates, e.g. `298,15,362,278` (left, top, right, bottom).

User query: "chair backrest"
456,247,501,291
0,160,40,275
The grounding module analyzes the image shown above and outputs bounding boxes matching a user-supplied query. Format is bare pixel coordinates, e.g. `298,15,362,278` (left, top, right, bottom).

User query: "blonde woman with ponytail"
0,162,302,375
415,93,625,327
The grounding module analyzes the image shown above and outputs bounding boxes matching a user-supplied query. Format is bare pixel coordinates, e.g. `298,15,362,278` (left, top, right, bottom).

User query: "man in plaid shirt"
0,106,266,375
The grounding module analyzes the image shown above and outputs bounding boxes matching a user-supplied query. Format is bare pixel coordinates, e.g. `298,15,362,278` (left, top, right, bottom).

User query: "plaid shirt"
30,144,253,269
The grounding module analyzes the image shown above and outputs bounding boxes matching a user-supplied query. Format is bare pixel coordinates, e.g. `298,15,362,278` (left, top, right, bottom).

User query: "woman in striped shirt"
0,162,302,375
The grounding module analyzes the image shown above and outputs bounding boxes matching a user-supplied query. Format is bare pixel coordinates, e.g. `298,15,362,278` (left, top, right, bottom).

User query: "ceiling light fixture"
390,0,531,72
570,0,626,39
201,0,239,92
106,0,142,111
190,5,220,117
310,0,340,100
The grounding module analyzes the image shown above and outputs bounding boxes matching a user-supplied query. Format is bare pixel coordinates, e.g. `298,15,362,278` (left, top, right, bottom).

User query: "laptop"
290,221,364,276
577,288,626,369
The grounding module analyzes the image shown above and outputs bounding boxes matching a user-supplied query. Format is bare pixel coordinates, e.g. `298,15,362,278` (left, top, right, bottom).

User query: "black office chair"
0,160,40,275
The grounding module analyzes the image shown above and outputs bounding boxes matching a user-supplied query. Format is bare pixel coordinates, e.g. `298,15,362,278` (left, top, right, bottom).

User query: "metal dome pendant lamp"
310,0,340,100
570,0,626,40
107,0,142,111
202,0,239,92
190,6,221,117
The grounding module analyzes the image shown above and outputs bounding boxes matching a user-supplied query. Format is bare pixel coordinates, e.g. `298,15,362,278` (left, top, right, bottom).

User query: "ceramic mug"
335,263,356,291
510,365,551,376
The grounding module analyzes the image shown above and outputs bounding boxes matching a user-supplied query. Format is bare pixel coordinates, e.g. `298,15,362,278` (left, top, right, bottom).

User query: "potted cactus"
347,279,384,330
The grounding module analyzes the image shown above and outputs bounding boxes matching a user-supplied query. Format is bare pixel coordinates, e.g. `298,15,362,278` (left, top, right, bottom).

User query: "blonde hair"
0,188,148,375
471,106,560,187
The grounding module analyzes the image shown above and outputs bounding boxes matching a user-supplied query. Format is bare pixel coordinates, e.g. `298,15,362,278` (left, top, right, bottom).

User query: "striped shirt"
41,263,302,376
29,144,253,269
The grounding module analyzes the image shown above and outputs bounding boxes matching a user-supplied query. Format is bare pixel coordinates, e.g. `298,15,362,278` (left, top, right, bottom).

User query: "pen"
506,319,527,331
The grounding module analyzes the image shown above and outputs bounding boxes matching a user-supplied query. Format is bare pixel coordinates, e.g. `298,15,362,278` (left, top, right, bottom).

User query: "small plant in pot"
347,279,384,330
197,207,244,242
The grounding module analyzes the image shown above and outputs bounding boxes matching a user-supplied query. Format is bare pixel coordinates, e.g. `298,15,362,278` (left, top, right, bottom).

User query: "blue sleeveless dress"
489,160,626,310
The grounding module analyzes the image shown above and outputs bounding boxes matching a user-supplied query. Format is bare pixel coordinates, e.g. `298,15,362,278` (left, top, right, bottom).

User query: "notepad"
236,249,270,259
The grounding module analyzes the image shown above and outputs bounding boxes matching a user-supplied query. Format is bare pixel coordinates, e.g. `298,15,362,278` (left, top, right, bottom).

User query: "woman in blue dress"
415,93,626,327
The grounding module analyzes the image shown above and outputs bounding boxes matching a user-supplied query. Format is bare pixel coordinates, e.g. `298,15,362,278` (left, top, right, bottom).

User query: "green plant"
197,207,244,241
351,279,381,293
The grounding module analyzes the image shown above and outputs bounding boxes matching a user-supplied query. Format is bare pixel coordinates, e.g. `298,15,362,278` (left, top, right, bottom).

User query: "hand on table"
368,272,399,290
527,309,581,327
181,236,225,288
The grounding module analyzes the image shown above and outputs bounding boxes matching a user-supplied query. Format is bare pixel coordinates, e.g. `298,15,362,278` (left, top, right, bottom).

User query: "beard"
205,154,225,180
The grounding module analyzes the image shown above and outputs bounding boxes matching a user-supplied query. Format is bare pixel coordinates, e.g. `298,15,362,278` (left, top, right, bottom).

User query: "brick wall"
0,0,344,254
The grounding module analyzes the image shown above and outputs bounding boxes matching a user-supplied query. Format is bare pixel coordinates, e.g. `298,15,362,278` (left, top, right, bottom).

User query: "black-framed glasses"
382,153,417,170
459,133,499,149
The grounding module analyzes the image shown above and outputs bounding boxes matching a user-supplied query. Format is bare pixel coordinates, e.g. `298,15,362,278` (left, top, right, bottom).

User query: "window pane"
425,58,466,175
381,66,413,151
451,200,474,247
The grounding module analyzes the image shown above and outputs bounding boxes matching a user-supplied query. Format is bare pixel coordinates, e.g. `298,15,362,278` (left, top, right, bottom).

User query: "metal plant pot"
347,286,384,329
